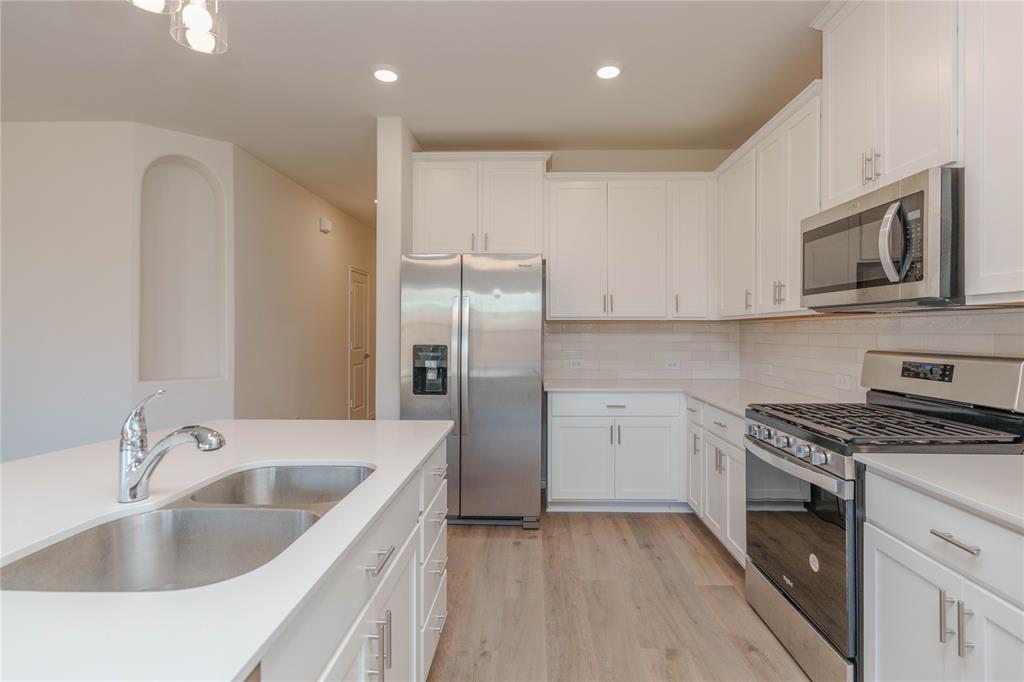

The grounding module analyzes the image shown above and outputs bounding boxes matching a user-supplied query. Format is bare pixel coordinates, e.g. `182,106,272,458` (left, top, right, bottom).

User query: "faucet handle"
121,390,165,447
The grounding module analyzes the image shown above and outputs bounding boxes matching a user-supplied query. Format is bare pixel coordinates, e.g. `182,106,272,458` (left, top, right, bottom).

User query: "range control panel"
901,361,954,383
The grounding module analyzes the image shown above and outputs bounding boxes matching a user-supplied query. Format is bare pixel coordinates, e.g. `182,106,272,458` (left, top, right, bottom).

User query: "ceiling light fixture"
127,0,182,15
374,69,399,83
170,0,227,54
596,65,621,80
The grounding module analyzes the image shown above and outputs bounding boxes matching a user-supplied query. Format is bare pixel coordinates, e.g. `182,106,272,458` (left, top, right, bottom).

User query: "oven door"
745,436,857,657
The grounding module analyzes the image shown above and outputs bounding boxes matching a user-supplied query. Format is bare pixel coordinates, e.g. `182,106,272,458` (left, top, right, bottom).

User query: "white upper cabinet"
412,161,478,253
755,127,788,314
607,181,667,318
962,0,1024,304
820,0,958,209
717,148,757,317
478,160,544,253
546,181,608,318
411,153,548,255
781,95,821,312
668,180,709,318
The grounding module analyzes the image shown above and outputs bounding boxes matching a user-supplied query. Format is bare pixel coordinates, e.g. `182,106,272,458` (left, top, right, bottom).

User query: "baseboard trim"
546,501,693,513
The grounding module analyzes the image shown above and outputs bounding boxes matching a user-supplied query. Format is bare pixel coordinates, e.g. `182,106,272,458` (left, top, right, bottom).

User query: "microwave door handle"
450,295,460,433
745,436,854,500
878,201,903,283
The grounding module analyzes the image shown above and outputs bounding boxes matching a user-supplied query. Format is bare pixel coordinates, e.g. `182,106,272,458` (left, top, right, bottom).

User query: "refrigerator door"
400,254,462,515
460,253,542,519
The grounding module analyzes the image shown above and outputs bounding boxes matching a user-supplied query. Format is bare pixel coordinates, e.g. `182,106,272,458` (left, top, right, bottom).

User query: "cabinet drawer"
684,397,703,426
420,572,448,682
866,471,1024,607
420,442,447,514
704,404,745,448
420,480,448,559
549,391,680,417
261,478,420,681
419,521,448,628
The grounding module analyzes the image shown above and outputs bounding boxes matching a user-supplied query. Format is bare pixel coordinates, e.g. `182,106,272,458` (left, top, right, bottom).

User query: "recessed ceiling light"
596,65,621,80
374,69,398,83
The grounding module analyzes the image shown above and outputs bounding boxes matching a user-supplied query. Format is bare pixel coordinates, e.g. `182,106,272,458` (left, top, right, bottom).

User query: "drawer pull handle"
432,464,448,478
713,420,727,429
606,404,626,409
686,407,697,413
365,545,396,576
430,557,449,575
930,529,981,556
431,611,449,632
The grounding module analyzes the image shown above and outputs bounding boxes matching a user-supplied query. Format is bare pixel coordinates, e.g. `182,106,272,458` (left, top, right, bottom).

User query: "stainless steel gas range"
743,351,1024,682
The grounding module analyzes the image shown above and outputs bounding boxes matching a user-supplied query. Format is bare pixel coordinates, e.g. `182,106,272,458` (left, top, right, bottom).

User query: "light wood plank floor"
428,512,808,682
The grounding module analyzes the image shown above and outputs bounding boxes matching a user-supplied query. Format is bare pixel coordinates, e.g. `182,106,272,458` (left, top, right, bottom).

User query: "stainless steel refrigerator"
400,253,542,528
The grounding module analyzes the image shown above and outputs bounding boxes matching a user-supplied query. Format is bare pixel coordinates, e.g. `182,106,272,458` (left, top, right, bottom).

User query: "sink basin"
0,508,319,592
188,465,373,507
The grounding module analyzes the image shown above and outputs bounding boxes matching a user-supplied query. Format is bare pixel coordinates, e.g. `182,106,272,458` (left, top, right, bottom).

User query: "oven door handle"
745,436,854,501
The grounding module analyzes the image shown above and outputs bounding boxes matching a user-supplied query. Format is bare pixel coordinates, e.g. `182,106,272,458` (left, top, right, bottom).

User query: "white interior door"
613,417,679,500
546,182,608,318
348,268,371,420
668,180,708,318
606,181,667,318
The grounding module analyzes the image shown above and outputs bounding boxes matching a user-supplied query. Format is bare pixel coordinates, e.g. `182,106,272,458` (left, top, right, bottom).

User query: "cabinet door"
549,417,615,500
546,182,608,318
319,603,374,682
606,181,667,318
613,417,680,501
876,0,958,186
412,161,478,253
668,180,708,318
702,435,727,540
780,95,820,312
863,522,963,682
717,149,757,316
962,0,1024,302
822,0,882,208
478,160,543,254
755,127,787,314
373,534,417,682
723,443,746,564
962,580,1024,682
686,425,703,517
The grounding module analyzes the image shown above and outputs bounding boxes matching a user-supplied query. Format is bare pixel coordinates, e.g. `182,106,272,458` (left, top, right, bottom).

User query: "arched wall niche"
138,154,225,381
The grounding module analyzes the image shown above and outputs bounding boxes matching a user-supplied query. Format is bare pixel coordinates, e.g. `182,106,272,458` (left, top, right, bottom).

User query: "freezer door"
460,253,542,518
400,254,462,425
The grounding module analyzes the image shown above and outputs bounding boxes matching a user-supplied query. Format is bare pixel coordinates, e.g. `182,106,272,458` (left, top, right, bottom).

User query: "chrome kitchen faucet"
118,390,225,503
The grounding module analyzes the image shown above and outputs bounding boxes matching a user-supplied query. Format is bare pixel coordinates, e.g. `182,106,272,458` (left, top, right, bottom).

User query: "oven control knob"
773,434,792,449
794,444,810,459
810,448,831,466
746,423,758,436
761,427,775,441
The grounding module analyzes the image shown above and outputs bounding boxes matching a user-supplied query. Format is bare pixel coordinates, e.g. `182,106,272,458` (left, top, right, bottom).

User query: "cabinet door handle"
675,293,680,313
610,424,614,445
365,545,396,576
778,281,786,303
744,289,751,310
606,404,626,409
861,151,870,185
484,232,489,250
930,529,982,556
872,148,881,179
366,620,386,680
686,407,697,414
430,557,449,575
603,293,607,313
956,601,975,657
610,293,614,313
713,420,727,429
692,433,699,455
471,233,476,251
617,424,621,445
431,611,449,633
432,463,448,478
939,589,955,643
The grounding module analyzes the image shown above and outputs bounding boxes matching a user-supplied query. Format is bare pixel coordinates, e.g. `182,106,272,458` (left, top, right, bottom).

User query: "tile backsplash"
545,309,1024,400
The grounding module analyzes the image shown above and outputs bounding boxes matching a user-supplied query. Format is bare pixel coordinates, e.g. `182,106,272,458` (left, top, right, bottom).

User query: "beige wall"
548,149,733,173
234,148,375,420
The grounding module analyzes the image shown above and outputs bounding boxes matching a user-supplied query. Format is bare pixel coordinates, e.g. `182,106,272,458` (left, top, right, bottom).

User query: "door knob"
364,352,371,359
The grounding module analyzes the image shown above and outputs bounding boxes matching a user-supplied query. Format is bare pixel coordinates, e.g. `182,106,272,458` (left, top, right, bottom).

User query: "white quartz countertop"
543,378,824,417
0,419,452,681
855,452,1024,530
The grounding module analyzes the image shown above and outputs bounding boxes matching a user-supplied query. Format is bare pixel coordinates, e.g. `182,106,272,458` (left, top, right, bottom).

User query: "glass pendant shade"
128,0,183,14
170,0,228,54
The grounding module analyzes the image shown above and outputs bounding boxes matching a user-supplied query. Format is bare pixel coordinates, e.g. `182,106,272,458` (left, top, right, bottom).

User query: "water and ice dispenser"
412,345,448,395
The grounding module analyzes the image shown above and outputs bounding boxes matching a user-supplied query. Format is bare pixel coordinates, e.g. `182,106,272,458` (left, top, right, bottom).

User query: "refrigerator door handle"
460,295,471,435
449,295,460,432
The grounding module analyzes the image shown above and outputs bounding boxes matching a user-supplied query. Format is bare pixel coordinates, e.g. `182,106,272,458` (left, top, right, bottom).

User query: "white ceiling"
1,1,824,226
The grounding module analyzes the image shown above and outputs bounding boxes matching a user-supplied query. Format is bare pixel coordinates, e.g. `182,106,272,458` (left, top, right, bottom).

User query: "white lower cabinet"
549,416,616,500
701,431,745,565
373,534,418,682
864,516,1024,681
613,417,679,500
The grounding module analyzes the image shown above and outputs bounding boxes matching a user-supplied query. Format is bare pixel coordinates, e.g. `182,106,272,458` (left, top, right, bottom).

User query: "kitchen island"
1,418,452,681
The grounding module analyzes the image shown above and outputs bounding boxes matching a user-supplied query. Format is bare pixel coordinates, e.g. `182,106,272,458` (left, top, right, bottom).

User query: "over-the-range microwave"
800,167,963,312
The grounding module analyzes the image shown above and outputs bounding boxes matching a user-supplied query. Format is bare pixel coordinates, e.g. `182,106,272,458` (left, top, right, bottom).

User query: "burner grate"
750,403,1021,445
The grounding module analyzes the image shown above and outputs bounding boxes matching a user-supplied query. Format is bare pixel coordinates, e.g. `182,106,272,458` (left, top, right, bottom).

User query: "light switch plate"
569,359,584,369
834,374,852,390
318,217,333,234
664,359,681,370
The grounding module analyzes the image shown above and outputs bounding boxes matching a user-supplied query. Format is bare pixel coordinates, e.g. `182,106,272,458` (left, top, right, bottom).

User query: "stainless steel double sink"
0,465,373,592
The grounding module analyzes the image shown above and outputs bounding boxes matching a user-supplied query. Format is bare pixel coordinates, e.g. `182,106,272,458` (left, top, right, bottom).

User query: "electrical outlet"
569,359,584,370
664,359,681,370
834,374,852,390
